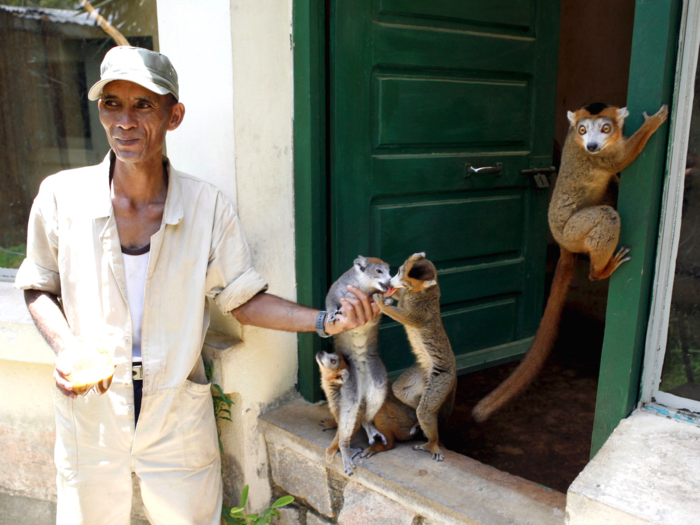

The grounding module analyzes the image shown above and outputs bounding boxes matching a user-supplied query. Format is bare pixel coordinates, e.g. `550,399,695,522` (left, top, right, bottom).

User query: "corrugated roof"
0,5,100,27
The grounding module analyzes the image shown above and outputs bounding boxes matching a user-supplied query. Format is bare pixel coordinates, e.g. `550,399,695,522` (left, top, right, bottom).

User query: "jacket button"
124,337,131,346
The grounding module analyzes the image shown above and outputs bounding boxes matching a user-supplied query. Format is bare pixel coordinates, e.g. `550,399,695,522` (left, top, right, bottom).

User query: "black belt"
132,363,143,425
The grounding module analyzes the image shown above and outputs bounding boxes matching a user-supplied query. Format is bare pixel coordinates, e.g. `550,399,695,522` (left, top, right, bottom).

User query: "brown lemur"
472,102,669,423
373,253,457,461
322,256,392,474
316,350,418,468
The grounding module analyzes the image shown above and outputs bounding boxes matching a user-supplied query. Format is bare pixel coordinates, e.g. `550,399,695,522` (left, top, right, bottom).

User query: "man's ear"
168,102,186,131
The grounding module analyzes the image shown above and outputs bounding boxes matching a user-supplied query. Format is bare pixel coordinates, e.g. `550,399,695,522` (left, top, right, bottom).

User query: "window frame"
642,0,700,420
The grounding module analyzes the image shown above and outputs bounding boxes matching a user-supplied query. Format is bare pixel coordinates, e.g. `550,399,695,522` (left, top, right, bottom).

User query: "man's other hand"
54,347,78,399
323,285,380,336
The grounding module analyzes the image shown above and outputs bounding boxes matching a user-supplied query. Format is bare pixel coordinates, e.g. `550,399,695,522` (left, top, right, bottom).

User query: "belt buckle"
132,365,143,381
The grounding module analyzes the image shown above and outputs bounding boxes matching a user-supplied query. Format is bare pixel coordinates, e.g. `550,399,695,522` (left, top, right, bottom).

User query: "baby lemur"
324,256,392,469
316,350,417,473
472,102,668,422
374,253,456,461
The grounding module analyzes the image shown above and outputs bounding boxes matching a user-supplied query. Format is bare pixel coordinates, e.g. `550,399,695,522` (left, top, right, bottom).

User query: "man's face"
98,80,184,165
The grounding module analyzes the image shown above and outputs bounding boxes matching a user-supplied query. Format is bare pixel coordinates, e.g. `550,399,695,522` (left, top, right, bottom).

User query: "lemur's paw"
327,309,342,325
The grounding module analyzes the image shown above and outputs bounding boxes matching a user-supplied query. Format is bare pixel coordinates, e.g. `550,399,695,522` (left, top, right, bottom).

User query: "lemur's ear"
617,107,629,121
423,280,437,288
567,111,576,126
354,255,369,272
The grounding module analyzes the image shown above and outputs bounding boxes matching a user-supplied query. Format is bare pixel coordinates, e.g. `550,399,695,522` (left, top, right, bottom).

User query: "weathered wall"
0,0,296,519
157,0,297,512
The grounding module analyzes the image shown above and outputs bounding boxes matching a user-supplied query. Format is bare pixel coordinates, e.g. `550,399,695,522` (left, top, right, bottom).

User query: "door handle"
465,162,502,177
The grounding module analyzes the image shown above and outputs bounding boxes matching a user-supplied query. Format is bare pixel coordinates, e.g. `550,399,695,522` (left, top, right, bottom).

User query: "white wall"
157,0,297,512
157,0,238,205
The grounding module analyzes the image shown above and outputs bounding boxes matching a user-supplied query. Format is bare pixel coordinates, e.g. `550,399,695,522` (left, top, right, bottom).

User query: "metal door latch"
522,166,556,188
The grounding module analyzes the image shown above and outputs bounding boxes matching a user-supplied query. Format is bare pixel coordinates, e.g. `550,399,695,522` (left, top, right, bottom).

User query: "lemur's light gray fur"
325,256,392,457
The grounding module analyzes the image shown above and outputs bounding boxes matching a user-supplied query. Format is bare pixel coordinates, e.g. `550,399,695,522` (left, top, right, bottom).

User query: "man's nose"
115,108,137,128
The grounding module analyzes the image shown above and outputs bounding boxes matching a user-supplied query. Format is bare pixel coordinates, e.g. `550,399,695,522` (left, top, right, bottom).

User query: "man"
15,46,378,524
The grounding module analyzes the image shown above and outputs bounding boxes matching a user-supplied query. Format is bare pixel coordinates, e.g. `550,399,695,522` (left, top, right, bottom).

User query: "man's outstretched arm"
230,285,379,336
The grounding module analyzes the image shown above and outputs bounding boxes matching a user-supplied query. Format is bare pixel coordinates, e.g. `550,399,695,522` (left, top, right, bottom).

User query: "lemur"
324,256,392,467
472,102,669,422
316,350,363,475
374,253,457,462
316,351,418,471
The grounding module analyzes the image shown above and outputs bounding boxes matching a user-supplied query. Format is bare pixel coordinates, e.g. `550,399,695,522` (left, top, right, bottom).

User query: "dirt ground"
441,307,603,494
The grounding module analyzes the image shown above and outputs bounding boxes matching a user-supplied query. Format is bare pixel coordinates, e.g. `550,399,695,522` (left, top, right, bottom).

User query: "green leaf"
221,504,238,524
240,485,249,507
213,384,234,406
252,517,266,525
271,495,294,508
229,507,245,515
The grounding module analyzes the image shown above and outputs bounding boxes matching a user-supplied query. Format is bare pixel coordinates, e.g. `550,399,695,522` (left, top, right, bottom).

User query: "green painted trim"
591,0,681,457
293,0,327,401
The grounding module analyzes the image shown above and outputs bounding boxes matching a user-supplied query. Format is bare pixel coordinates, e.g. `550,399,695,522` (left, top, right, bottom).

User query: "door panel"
375,74,530,147
331,0,560,378
377,0,534,29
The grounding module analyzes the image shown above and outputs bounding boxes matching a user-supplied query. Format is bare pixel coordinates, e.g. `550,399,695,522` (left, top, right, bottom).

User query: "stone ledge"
260,398,565,525
567,409,700,525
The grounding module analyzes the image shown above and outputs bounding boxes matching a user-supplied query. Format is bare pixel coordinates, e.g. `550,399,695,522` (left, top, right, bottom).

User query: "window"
644,1,700,418
0,0,158,281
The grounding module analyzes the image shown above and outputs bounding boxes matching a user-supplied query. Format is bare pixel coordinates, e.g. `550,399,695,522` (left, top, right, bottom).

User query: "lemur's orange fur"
472,103,668,422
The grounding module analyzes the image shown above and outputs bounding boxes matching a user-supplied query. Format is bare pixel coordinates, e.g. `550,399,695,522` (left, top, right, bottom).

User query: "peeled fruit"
60,337,116,396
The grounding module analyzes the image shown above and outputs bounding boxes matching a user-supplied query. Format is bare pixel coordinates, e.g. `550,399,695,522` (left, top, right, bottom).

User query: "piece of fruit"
61,337,116,396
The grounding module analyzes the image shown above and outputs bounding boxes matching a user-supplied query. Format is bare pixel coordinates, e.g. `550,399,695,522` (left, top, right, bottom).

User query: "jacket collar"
91,151,184,226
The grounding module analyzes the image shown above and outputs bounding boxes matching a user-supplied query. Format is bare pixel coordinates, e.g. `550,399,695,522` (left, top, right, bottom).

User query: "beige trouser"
53,380,223,525
56,456,222,525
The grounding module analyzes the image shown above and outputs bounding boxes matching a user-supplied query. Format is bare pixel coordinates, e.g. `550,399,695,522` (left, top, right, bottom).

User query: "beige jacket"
15,153,266,520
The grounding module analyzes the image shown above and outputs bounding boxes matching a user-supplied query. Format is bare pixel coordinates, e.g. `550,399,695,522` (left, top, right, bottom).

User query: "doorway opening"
440,0,636,493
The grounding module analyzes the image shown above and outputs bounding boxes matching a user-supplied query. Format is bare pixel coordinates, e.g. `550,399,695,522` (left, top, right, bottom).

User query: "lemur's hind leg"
392,363,426,409
561,205,630,281
363,356,388,446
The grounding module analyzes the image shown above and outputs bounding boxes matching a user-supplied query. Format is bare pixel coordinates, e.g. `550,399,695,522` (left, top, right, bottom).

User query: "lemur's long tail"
472,247,576,422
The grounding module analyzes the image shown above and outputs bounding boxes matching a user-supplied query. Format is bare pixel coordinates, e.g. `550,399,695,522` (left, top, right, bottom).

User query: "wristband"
316,311,332,338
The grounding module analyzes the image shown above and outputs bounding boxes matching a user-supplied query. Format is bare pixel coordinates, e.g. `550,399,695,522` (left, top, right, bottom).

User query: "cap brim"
88,75,173,101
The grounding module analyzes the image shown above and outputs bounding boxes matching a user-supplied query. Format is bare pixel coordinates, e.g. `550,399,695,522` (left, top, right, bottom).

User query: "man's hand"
323,285,380,336
54,349,78,399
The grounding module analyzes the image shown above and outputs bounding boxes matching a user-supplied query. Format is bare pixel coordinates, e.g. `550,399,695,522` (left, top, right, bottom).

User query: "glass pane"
0,1,158,269
660,44,700,402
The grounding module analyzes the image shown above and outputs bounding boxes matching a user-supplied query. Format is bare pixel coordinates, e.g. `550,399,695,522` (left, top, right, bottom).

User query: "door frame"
293,0,328,401
591,0,680,457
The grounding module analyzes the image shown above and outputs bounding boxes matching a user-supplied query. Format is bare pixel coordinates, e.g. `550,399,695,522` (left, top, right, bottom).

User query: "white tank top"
122,245,150,362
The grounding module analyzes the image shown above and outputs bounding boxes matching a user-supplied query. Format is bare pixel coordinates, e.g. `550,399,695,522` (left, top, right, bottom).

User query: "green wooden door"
330,0,561,378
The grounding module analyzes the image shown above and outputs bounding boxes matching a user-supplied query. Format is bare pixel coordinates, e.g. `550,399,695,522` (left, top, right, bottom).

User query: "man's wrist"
315,311,332,338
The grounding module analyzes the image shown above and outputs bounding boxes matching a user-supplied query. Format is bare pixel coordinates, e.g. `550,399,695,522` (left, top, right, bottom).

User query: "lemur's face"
354,256,391,294
315,351,348,385
389,252,437,294
568,104,628,154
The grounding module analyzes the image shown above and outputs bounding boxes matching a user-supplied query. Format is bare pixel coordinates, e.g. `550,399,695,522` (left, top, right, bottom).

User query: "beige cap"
88,46,179,101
